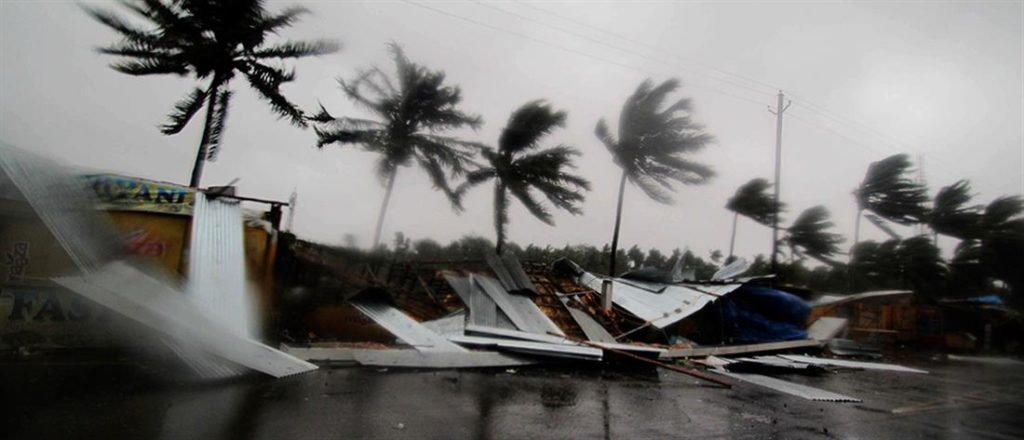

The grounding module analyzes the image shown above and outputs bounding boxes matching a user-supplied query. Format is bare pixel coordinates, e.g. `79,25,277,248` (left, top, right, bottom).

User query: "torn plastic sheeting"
348,295,466,353
449,335,602,361
473,275,564,336
776,355,928,374
577,270,720,329
54,262,317,378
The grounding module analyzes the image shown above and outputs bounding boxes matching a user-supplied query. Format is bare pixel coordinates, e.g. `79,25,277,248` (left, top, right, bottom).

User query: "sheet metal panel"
421,311,467,337
351,349,536,368
55,262,317,378
557,296,617,343
578,271,718,329
662,339,822,359
712,369,861,402
474,276,564,336
806,317,848,341
0,142,120,271
777,355,928,374
349,297,466,352
187,192,253,337
450,335,602,361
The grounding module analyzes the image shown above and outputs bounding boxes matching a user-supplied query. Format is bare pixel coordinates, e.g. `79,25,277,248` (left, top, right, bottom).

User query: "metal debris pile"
282,249,930,399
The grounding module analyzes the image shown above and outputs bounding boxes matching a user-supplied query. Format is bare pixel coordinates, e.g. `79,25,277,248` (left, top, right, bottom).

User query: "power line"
475,0,776,99
511,0,781,95
400,0,771,109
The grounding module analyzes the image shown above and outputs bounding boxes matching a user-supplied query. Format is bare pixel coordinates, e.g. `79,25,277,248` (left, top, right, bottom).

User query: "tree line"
87,1,1022,305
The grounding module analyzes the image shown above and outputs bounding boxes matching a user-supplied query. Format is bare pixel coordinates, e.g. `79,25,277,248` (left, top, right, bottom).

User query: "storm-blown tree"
85,0,338,187
929,180,983,240
457,101,590,254
595,79,715,276
311,44,482,248
979,196,1024,304
725,178,783,259
853,154,929,244
784,205,844,266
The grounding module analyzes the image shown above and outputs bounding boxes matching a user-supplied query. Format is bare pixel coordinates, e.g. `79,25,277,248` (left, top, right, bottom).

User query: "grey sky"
2,1,1021,261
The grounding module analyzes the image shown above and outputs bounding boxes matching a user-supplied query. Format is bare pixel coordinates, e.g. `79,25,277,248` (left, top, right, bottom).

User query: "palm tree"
85,0,338,187
457,101,590,254
310,44,482,248
853,154,928,244
595,79,714,276
784,205,844,266
979,196,1024,303
725,178,783,260
929,180,983,240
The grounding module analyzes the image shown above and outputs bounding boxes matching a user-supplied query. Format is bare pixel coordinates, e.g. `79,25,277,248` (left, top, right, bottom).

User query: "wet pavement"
3,351,1024,439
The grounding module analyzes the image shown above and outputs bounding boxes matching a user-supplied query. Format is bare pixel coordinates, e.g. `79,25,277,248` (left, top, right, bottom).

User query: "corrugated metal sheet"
351,349,536,368
777,355,928,374
712,369,861,402
577,271,719,329
485,253,536,292
557,296,616,343
0,142,119,271
187,192,253,337
450,335,602,361
349,295,466,352
806,317,848,341
810,290,913,307
473,276,564,336
54,262,317,378
662,339,823,359
421,311,468,337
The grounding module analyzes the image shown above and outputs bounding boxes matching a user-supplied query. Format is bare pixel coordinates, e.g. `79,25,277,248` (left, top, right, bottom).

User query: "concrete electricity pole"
769,91,791,275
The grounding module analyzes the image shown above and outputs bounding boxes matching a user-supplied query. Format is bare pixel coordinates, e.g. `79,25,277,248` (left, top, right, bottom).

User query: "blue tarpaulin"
718,286,811,343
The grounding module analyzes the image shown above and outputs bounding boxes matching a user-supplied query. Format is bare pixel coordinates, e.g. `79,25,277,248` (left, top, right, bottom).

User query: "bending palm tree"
311,44,482,248
725,178,783,260
458,101,590,254
595,79,715,276
853,154,928,244
784,205,844,266
86,0,338,187
929,180,982,240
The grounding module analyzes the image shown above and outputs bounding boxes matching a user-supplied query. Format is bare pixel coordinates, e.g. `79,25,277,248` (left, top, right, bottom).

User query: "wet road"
3,351,1023,439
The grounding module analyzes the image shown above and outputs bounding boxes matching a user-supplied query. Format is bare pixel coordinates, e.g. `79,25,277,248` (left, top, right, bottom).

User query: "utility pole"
286,189,297,232
769,91,791,276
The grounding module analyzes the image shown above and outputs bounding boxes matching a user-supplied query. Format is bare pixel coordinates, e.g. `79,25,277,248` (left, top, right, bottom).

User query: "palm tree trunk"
728,212,738,260
372,170,398,249
189,78,223,188
494,182,507,255
853,208,863,245
608,171,628,277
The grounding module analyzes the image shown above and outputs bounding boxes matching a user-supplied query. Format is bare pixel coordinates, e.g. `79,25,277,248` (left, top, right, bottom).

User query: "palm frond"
111,58,189,75
205,88,232,161
786,205,844,265
253,40,339,59
507,183,554,225
726,178,783,226
258,5,310,34
855,154,929,225
243,65,305,126
161,86,209,135
498,100,567,154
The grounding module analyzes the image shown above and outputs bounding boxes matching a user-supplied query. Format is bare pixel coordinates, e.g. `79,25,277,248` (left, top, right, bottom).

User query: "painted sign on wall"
85,174,195,216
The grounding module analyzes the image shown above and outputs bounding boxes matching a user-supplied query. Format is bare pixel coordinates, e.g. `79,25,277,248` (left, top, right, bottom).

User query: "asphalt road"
3,350,1023,439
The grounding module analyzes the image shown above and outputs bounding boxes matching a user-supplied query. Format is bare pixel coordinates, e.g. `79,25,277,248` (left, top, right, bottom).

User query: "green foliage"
456,101,590,253
312,43,482,209
596,79,715,204
930,180,983,240
855,154,929,225
726,178,783,226
785,205,844,266
86,0,337,163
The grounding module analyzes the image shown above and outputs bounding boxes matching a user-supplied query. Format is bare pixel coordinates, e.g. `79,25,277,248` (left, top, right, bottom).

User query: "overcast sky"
2,1,1021,261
